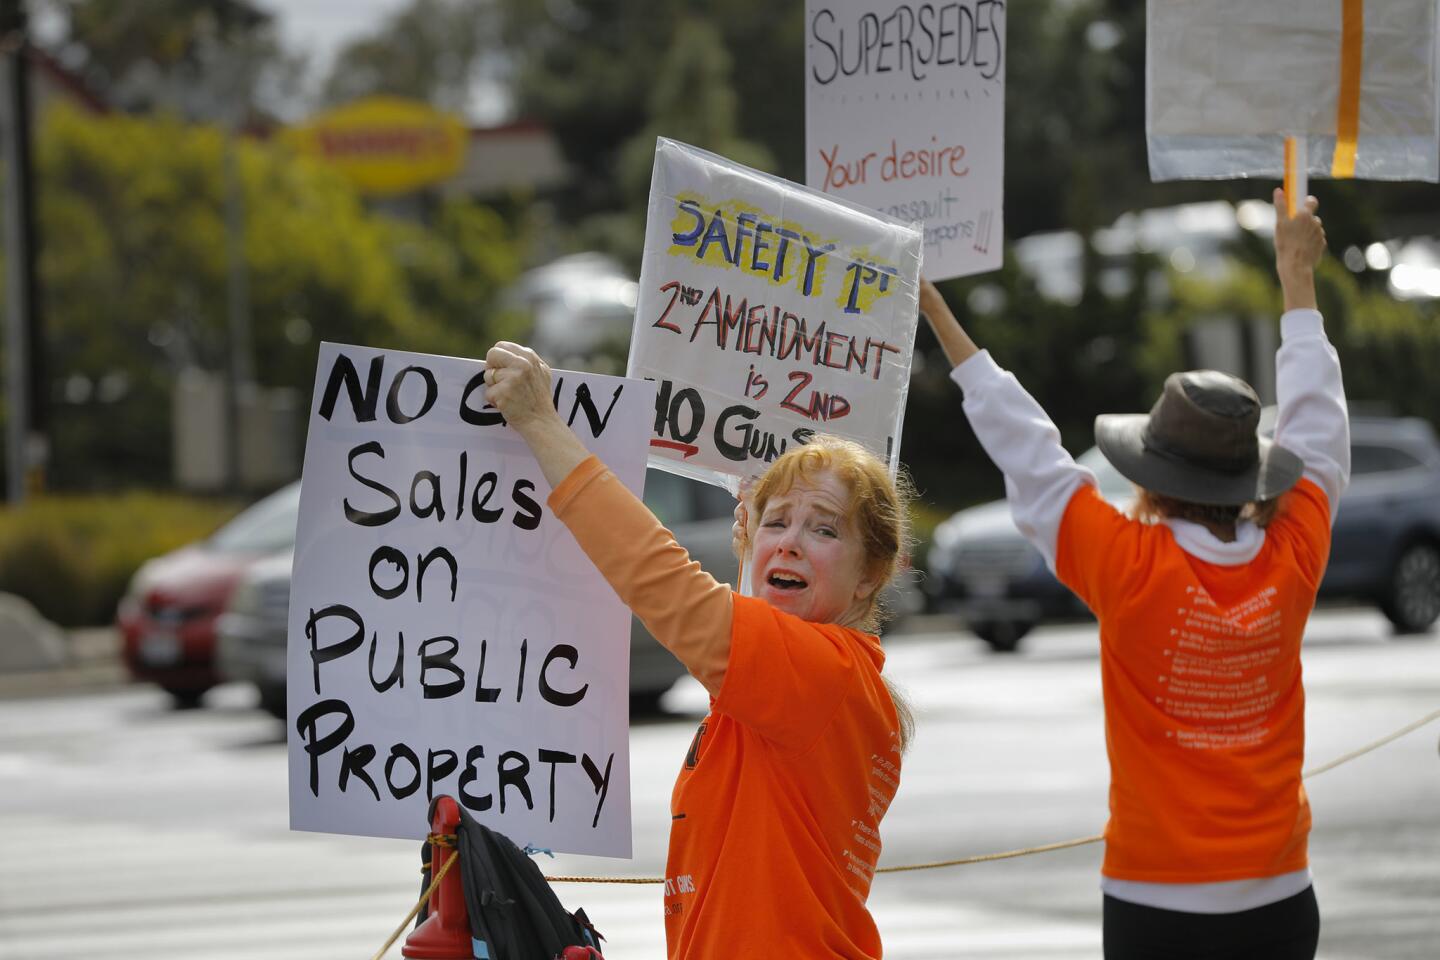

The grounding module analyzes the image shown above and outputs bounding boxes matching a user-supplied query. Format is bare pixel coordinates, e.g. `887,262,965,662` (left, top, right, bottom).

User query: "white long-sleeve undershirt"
950,308,1350,573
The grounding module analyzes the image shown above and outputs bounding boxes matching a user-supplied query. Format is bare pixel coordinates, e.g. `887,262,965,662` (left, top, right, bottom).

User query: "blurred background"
0,0,1435,657
1,6,1438,958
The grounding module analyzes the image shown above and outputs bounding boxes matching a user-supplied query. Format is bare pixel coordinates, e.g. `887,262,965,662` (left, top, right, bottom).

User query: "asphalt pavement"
1,609,1437,959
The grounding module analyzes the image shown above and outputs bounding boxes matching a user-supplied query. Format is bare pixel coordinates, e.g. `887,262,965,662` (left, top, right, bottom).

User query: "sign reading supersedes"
287,343,652,858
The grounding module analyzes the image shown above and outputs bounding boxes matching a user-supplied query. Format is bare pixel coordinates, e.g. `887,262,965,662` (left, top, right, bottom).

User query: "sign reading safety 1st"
283,96,468,195
628,138,922,490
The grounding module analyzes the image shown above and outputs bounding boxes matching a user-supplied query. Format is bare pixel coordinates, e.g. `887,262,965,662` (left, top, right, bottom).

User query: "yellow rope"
546,874,667,884
874,833,1105,874
1301,706,1440,779
541,705,1440,884
373,705,1440,957
371,846,459,960
374,702,1440,955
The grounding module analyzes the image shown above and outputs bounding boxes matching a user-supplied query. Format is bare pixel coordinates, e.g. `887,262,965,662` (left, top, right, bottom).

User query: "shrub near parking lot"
0,494,239,628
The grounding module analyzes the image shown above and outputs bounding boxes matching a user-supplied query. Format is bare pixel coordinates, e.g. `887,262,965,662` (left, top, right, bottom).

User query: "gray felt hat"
1094,370,1304,506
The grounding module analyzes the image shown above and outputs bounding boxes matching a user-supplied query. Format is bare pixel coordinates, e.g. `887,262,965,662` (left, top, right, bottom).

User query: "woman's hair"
1129,489,1282,529
748,434,916,750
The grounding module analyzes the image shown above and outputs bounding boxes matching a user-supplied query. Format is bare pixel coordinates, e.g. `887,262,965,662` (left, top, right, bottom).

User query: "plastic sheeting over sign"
627,138,923,492
1147,0,1440,182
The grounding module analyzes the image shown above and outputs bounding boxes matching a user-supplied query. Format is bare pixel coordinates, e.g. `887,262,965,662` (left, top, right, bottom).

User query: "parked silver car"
217,469,739,718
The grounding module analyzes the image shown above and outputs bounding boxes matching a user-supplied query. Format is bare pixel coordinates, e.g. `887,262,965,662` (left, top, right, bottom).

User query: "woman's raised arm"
483,342,731,694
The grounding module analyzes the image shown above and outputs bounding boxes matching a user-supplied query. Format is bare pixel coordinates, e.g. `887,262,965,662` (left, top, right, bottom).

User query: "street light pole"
0,0,43,504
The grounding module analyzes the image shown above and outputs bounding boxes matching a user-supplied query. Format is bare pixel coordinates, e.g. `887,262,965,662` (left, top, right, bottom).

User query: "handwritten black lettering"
318,354,383,422
418,635,465,699
539,643,589,707
344,442,402,527
810,1,1005,85
306,604,365,695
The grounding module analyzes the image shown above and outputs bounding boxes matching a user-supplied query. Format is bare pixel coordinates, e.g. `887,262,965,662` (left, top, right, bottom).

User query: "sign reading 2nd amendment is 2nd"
805,0,1006,280
287,342,653,858
628,138,922,489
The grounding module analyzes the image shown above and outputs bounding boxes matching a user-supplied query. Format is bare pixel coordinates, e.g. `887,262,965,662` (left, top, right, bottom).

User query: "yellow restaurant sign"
283,96,468,195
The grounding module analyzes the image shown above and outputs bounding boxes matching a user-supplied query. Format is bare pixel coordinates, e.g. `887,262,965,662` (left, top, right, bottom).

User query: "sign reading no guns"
288,343,653,858
629,138,923,488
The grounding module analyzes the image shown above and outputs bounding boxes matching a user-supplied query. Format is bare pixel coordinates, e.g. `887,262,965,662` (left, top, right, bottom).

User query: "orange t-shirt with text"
1055,479,1333,882
662,594,902,959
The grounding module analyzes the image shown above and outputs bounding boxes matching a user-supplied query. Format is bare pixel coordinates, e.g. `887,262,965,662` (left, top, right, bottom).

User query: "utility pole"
0,0,43,504
191,14,257,495
222,128,253,493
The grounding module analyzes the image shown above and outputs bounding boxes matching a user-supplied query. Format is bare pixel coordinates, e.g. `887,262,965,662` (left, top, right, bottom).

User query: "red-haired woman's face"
752,468,879,626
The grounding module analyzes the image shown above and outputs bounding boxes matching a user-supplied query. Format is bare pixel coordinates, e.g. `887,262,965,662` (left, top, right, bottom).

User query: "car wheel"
164,686,206,710
258,684,287,719
970,620,1034,653
1381,541,1440,635
629,690,667,717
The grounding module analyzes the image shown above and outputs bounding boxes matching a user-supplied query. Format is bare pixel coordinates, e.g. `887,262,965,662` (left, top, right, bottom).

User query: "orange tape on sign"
1332,0,1364,178
1284,137,1298,216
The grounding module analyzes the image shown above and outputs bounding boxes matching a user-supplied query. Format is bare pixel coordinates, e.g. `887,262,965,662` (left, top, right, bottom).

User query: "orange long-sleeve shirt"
1056,479,1331,882
550,457,902,958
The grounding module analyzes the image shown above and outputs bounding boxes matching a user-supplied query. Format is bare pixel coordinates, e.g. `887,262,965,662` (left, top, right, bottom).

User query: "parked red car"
116,481,300,707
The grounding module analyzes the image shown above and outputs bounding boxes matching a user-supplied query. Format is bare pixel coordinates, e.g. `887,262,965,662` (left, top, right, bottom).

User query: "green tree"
1154,257,1440,423
319,0,498,115
500,0,799,214
575,15,777,269
52,0,303,118
29,105,519,490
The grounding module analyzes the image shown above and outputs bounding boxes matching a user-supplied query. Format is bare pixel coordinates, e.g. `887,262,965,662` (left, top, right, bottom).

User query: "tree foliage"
574,15,778,269
499,1,795,219
52,0,303,119
26,0,1440,505
319,0,497,116
28,106,520,490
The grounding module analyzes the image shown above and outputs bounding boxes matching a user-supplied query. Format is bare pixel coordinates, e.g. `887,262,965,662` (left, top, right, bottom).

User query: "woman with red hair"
484,344,913,959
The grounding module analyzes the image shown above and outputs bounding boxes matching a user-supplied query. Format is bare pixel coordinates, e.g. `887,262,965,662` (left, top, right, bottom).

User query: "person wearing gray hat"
921,189,1349,960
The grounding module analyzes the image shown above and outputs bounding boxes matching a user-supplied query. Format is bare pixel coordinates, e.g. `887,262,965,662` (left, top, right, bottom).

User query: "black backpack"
417,797,604,960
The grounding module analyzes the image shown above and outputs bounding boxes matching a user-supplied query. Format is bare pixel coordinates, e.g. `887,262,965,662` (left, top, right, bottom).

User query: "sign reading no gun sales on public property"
288,343,653,858
628,138,922,489
805,0,1006,280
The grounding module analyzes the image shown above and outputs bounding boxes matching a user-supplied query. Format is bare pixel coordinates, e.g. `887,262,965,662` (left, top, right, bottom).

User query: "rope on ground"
542,704,1440,884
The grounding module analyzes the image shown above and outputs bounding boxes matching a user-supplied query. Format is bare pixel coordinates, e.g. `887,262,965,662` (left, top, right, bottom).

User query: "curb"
0,614,961,702
0,627,127,700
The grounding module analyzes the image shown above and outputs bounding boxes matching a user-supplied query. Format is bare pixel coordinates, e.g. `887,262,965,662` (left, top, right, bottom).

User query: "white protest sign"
1148,0,1440,182
288,342,653,858
805,0,1006,280
628,138,922,490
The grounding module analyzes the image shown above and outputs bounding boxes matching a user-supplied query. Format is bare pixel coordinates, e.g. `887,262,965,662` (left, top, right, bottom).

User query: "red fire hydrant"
402,796,471,959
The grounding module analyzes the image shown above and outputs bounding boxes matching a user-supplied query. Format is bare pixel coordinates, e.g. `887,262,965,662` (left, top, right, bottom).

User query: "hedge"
0,493,241,628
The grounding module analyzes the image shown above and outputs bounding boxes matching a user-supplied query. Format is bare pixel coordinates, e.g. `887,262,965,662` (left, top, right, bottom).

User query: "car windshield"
644,469,736,528
1076,447,1136,502
209,482,302,555
644,469,691,528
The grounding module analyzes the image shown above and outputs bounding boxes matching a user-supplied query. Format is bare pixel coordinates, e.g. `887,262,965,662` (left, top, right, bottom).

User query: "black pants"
1103,886,1319,960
